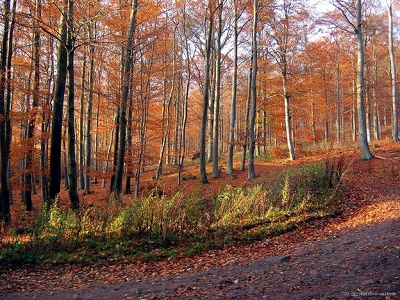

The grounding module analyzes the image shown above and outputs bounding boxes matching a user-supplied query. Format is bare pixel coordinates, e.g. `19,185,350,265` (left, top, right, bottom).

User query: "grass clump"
0,158,347,267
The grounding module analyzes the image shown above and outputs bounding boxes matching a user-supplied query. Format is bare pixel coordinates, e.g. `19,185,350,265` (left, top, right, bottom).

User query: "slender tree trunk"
335,61,341,144
84,24,95,195
0,0,12,224
23,0,37,211
40,38,54,204
212,0,223,179
355,0,373,160
110,107,119,192
66,0,79,210
79,54,86,190
49,0,68,204
199,4,213,184
207,50,215,163
227,1,238,175
178,5,191,185
386,0,398,142
248,0,258,180
283,74,295,160
113,0,138,194
124,97,133,195
372,41,381,140
156,25,176,180
241,70,251,172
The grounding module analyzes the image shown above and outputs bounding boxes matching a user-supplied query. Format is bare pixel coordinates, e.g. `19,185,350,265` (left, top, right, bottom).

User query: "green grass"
0,158,347,268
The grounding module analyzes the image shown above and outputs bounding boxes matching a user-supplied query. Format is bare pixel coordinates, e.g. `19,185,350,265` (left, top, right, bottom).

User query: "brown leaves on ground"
1,142,400,299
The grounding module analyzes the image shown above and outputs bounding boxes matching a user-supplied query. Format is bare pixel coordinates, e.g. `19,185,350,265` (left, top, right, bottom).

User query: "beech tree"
212,0,223,179
248,0,258,180
48,0,68,204
386,0,398,142
199,2,215,184
0,0,14,224
263,0,309,160
113,0,138,195
354,0,373,159
227,0,242,175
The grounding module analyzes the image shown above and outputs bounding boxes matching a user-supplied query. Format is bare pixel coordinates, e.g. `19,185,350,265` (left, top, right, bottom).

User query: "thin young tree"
386,0,398,142
177,4,191,185
200,2,214,184
227,0,239,175
212,0,223,179
0,0,13,224
84,17,96,195
66,0,79,210
113,0,139,195
22,0,41,211
248,0,258,180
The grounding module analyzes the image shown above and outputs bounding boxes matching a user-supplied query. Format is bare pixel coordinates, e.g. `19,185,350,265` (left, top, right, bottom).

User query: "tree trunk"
227,1,238,175
0,0,12,224
49,0,68,204
110,107,119,192
283,74,295,160
199,4,213,184
355,0,373,160
23,0,37,211
156,24,176,180
178,5,191,185
248,0,258,180
335,61,341,144
79,53,86,191
84,23,95,195
212,0,223,179
241,70,251,172
386,0,398,142
113,0,138,194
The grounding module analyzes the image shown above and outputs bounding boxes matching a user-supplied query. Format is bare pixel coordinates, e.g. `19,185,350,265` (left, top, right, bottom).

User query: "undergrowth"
0,157,348,267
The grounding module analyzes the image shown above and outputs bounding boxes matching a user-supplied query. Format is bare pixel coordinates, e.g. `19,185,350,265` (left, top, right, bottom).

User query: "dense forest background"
0,0,399,224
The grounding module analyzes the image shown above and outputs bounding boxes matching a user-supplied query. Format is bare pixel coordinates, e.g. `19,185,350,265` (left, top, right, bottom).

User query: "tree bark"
212,0,223,179
199,3,213,184
23,0,40,211
0,0,13,224
355,0,373,160
84,22,95,195
227,0,238,175
113,0,138,194
386,0,398,142
248,0,258,180
49,0,68,204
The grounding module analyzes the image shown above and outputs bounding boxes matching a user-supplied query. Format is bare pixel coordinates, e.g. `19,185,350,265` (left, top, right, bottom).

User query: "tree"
354,0,373,159
66,0,79,210
84,8,96,195
331,0,373,160
0,0,14,224
227,0,239,175
212,0,223,179
113,0,138,195
386,0,398,142
264,0,307,160
49,0,69,204
248,0,258,180
22,0,41,211
199,2,214,184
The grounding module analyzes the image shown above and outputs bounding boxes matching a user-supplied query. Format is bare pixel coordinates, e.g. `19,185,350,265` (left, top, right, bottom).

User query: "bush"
0,159,347,267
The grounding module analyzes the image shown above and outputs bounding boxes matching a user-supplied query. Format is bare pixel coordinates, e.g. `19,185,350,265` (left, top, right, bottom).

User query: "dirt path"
1,162,400,300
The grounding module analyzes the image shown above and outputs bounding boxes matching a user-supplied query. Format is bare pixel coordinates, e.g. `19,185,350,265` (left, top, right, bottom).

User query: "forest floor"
1,143,400,299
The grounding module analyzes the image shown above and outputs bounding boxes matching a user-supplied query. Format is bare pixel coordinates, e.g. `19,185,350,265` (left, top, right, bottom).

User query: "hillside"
1,143,400,299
